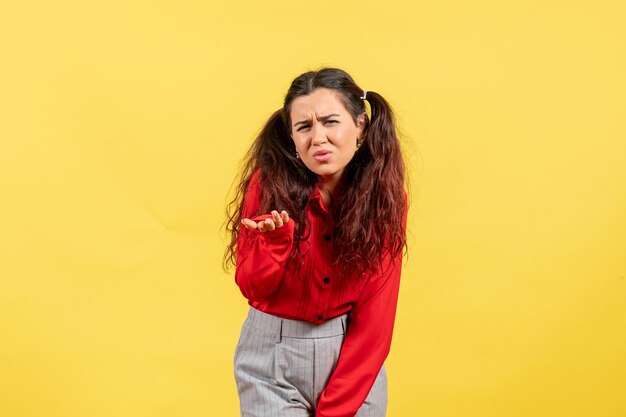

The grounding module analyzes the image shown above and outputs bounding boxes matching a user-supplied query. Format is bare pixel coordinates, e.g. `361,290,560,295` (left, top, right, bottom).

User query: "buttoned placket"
314,206,335,323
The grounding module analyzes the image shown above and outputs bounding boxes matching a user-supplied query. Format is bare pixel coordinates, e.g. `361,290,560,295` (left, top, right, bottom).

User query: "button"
323,277,330,284
317,315,324,321
324,234,331,241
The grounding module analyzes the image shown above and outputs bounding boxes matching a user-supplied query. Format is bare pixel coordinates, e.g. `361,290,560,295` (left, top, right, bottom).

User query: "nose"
310,122,328,145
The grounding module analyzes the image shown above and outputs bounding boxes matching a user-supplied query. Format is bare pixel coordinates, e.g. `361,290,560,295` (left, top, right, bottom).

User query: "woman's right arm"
234,170,295,302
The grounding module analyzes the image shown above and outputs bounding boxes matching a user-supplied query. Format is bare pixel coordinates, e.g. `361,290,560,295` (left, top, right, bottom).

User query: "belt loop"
275,318,283,343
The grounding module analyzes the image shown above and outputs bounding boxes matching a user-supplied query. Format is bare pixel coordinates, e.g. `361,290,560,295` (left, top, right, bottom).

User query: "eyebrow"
293,113,341,127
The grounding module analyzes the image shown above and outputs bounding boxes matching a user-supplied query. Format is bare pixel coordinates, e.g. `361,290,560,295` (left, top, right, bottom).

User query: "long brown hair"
223,67,407,279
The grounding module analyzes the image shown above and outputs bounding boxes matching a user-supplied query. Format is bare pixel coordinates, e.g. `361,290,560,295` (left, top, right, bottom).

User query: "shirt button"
323,277,330,284
324,234,331,241
317,315,324,321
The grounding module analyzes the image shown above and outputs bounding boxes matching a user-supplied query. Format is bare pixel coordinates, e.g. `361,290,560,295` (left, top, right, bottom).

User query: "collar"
308,182,331,215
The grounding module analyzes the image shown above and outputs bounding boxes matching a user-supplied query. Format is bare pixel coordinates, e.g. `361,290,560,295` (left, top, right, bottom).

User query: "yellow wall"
1,1,625,416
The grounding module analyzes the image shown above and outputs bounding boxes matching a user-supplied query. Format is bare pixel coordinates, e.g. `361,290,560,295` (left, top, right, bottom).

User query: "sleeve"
234,169,295,302
315,190,408,417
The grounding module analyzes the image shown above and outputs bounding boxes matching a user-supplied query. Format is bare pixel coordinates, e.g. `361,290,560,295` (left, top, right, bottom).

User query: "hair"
223,67,407,279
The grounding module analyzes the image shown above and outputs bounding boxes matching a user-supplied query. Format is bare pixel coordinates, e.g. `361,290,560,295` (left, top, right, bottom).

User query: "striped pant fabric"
234,306,387,417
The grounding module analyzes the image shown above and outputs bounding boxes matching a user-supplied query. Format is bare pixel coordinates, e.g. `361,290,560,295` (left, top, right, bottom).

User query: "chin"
313,167,343,179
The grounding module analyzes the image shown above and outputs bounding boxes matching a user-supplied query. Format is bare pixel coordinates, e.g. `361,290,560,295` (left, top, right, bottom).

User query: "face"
289,88,366,188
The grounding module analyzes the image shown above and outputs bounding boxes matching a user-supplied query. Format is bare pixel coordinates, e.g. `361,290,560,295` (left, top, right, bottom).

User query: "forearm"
235,214,295,301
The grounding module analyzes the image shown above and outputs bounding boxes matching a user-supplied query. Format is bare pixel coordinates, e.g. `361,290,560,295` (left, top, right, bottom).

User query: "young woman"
224,67,408,417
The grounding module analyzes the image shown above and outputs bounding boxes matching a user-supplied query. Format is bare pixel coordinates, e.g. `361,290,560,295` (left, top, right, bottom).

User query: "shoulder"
242,168,263,216
250,167,262,185
246,168,263,195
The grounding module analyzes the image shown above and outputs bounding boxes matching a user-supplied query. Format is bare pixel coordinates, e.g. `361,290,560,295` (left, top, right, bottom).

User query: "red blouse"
234,168,407,417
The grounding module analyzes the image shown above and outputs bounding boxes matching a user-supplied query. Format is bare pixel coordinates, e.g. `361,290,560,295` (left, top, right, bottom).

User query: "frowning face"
289,88,366,190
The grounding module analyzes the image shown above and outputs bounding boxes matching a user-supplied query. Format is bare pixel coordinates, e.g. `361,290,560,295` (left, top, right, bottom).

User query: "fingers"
259,218,275,232
242,217,274,232
241,218,257,230
272,210,283,228
242,210,290,233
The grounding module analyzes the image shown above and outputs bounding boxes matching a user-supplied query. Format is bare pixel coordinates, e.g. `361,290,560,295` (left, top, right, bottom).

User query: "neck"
318,173,344,208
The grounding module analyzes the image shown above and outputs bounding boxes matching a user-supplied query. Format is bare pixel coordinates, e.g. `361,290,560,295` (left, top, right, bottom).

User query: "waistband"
244,306,348,342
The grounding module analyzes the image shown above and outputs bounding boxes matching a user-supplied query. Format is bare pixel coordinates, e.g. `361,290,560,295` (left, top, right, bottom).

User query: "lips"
313,149,332,162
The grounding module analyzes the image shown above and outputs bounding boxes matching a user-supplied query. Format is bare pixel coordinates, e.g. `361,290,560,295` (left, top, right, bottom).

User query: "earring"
295,151,300,159
356,138,363,150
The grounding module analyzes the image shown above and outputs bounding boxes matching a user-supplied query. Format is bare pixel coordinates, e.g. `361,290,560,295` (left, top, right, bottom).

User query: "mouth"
313,149,332,161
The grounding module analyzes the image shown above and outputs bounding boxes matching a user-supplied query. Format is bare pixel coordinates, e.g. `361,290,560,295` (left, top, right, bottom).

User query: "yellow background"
1,1,625,416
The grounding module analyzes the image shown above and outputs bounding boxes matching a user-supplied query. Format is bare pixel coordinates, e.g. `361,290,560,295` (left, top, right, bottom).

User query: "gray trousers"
234,306,387,417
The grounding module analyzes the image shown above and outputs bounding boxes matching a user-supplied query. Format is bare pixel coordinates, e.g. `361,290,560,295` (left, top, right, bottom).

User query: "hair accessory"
360,90,368,100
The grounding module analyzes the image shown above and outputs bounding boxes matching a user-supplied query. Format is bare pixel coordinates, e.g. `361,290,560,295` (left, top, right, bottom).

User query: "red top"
234,168,407,417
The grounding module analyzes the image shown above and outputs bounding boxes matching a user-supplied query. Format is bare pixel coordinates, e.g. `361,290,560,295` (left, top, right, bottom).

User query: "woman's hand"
241,210,290,232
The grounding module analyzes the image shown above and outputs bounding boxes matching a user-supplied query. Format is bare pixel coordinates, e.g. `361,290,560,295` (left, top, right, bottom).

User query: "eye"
296,120,337,131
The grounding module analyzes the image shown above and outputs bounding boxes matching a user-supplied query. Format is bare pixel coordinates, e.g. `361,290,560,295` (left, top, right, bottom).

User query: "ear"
356,113,367,139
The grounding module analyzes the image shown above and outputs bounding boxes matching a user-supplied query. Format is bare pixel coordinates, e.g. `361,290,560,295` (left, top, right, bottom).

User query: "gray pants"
234,306,387,417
